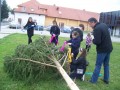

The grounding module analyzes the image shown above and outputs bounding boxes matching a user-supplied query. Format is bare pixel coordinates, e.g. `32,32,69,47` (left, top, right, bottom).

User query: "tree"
1,0,9,21
4,37,80,90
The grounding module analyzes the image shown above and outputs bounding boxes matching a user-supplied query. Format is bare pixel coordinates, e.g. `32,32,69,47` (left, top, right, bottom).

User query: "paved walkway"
0,25,70,37
0,25,120,42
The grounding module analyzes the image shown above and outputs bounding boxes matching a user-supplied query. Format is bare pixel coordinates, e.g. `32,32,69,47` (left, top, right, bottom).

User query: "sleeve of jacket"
50,26,53,35
33,22,36,27
24,23,28,29
67,39,72,43
79,30,83,41
70,33,72,39
93,28,102,45
72,57,82,64
56,26,60,36
76,29,83,42
70,30,73,39
71,38,80,49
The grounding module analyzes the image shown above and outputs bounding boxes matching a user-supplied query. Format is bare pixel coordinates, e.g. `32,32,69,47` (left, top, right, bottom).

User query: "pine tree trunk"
53,60,80,90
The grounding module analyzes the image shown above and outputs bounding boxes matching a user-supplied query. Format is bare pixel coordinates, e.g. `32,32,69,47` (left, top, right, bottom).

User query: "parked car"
34,25,44,31
9,21,21,29
44,25,52,31
61,26,71,33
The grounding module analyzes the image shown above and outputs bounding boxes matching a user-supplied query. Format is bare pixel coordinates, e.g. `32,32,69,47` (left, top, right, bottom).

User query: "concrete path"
0,25,120,42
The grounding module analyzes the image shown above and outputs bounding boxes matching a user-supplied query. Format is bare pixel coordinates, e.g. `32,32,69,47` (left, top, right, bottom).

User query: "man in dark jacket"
88,17,113,84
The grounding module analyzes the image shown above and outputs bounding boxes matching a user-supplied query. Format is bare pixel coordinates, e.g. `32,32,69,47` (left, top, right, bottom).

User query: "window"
38,7,47,13
59,11,62,14
18,18,22,24
59,22,64,27
31,8,34,12
43,9,47,13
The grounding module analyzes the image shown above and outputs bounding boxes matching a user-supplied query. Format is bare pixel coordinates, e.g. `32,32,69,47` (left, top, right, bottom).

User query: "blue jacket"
67,36,81,54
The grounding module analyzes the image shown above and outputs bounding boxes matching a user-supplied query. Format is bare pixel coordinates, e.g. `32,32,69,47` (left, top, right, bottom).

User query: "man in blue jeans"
88,17,113,84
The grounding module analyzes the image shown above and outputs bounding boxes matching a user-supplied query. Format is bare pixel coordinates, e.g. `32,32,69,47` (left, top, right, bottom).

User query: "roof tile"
14,0,99,21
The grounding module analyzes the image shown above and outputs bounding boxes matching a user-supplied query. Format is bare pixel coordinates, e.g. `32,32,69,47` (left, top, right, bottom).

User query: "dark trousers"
28,36,32,44
70,64,77,72
72,49,79,60
70,50,79,72
70,64,86,79
52,36,58,45
86,45,91,52
73,51,79,60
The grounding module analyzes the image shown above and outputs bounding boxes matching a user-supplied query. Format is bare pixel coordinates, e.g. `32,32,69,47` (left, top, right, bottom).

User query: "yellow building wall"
79,21,88,31
87,25,93,31
57,18,67,25
57,18,79,27
68,20,78,27
45,16,92,31
79,21,93,31
45,17,55,26
45,17,68,26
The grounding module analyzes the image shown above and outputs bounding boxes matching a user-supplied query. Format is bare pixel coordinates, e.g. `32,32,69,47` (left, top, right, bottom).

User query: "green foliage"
4,36,64,83
1,0,9,21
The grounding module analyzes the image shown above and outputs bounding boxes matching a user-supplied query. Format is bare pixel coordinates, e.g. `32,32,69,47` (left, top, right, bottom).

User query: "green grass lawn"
0,33,120,90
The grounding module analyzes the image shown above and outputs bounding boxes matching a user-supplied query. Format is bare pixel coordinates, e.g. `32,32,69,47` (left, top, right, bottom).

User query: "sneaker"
89,80,96,84
103,80,109,84
101,79,109,84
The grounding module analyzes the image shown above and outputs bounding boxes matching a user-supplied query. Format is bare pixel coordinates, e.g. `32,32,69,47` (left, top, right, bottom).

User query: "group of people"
24,17,113,84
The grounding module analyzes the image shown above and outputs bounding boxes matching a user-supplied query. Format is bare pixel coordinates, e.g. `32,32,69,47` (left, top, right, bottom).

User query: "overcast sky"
6,0,120,13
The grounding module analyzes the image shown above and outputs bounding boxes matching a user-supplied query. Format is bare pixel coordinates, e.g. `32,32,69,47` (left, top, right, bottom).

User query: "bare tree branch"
15,58,57,68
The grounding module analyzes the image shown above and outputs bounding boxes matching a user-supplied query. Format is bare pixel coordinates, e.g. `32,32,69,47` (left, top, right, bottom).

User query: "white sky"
6,0,120,13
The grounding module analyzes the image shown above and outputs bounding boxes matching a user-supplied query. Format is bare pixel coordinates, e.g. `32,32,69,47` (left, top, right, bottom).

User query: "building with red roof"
14,0,100,30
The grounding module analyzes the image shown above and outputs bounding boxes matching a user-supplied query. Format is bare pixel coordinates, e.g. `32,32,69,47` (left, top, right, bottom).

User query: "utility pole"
0,0,2,32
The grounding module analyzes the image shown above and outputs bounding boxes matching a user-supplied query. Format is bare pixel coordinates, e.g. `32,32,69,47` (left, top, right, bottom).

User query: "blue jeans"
90,53,110,83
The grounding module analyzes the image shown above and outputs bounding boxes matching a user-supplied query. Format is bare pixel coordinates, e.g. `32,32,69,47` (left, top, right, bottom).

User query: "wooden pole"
53,60,80,90
15,57,80,90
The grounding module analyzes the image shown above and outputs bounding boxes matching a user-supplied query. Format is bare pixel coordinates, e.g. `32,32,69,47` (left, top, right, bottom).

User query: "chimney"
83,9,86,11
56,7,59,10
53,4,56,6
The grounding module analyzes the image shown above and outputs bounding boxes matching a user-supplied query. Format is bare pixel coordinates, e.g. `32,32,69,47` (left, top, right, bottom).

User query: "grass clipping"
4,36,67,83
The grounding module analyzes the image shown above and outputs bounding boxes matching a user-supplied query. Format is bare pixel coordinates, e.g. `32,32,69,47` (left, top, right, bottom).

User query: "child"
50,20,60,45
86,33,92,52
67,31,81,59
24,17,36,44
70,48,88,80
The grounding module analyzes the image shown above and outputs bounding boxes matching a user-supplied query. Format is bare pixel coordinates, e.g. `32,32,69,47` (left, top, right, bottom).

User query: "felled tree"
4,36,80,90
